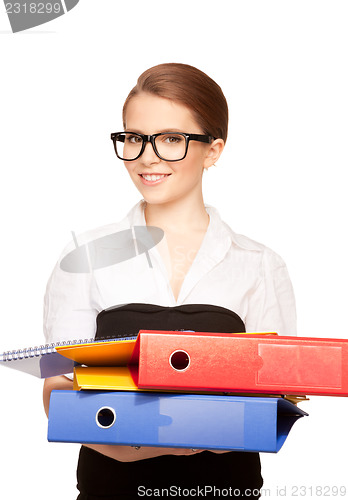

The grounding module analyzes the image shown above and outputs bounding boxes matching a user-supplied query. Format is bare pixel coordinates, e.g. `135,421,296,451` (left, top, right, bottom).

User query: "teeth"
142,174,168,181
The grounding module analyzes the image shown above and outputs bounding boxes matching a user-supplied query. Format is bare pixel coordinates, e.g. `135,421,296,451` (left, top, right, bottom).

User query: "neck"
143,196,209,233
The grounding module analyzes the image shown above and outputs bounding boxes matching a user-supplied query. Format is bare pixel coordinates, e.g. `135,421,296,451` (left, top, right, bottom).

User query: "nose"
141,141,161,164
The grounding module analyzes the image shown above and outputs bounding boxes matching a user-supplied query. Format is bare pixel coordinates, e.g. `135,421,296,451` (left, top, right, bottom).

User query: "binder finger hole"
170,350,190,371
96,407,116,428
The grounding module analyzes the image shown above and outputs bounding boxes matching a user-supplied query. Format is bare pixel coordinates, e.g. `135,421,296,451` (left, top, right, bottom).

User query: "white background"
0,1,347,498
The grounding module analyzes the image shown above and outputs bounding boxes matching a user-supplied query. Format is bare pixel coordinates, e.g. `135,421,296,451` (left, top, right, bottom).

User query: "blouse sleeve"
43,243,99,345
245,247,297,336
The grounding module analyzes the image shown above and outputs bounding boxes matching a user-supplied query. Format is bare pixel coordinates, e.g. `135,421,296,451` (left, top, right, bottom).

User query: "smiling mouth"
140,174,171,181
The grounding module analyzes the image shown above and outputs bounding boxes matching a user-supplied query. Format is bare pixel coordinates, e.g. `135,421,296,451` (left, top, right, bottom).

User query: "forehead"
124,93,201,133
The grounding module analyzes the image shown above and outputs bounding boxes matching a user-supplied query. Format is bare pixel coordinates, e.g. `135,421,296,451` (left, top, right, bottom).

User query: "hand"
207,449,231,454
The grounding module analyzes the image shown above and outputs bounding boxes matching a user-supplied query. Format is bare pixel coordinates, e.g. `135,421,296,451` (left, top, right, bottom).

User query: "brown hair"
122,63,228,143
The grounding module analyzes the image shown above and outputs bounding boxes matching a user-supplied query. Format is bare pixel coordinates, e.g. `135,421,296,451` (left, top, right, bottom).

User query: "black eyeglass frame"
110,132,216,162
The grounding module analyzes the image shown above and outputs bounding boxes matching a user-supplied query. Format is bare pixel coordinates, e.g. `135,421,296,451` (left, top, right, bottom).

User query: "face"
123,93,223,207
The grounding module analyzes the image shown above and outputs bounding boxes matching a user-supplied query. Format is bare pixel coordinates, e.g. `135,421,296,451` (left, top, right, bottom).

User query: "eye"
126,134,142,144
161,134,184,144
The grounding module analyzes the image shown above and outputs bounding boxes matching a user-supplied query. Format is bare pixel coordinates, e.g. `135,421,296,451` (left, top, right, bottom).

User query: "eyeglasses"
110,132,215,162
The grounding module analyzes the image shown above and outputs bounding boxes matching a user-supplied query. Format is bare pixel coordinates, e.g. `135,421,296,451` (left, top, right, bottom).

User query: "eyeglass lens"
115,133,187,161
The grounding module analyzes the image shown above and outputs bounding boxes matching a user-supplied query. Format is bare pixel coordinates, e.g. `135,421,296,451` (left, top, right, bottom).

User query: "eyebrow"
124,128,186,134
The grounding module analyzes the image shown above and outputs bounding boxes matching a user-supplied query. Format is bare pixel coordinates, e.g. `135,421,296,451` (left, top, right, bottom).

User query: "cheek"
179,152,205,176
124,161,138,175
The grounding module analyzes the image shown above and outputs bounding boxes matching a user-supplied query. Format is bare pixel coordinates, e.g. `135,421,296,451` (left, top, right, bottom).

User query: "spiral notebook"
0,335,137,379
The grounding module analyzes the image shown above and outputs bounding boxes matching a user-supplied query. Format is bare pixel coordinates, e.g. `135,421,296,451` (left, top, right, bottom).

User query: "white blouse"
43,200,297,344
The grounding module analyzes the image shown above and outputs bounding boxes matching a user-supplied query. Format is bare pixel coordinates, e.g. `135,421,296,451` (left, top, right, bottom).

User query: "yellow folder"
56,338,136,366
72,366,243,394
73,366,138,391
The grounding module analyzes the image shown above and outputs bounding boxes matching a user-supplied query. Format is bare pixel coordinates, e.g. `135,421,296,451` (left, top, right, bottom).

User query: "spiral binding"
0,335,137,362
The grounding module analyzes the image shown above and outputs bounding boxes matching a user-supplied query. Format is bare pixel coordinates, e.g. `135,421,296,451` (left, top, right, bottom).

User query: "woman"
43,63,297,499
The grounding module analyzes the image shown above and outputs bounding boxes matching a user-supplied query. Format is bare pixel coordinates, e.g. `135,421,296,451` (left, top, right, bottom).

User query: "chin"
139,192,175,206
142,196,169,206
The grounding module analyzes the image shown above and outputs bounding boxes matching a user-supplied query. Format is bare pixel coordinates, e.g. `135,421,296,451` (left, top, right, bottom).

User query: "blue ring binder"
48,390,307,453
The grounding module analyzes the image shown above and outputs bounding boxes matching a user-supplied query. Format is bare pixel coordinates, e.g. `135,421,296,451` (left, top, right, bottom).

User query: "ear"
203,138,225,170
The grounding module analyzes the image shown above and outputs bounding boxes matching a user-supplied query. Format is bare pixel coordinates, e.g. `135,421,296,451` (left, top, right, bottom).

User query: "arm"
246,247,297,336
43,376,203,462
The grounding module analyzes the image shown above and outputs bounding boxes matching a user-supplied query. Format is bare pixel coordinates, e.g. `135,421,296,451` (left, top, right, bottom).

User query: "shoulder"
230,228,286,268
207,204,287,268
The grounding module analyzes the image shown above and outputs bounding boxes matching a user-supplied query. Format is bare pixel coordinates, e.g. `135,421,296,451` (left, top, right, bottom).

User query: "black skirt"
77,446,263,499
76,303,263,499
